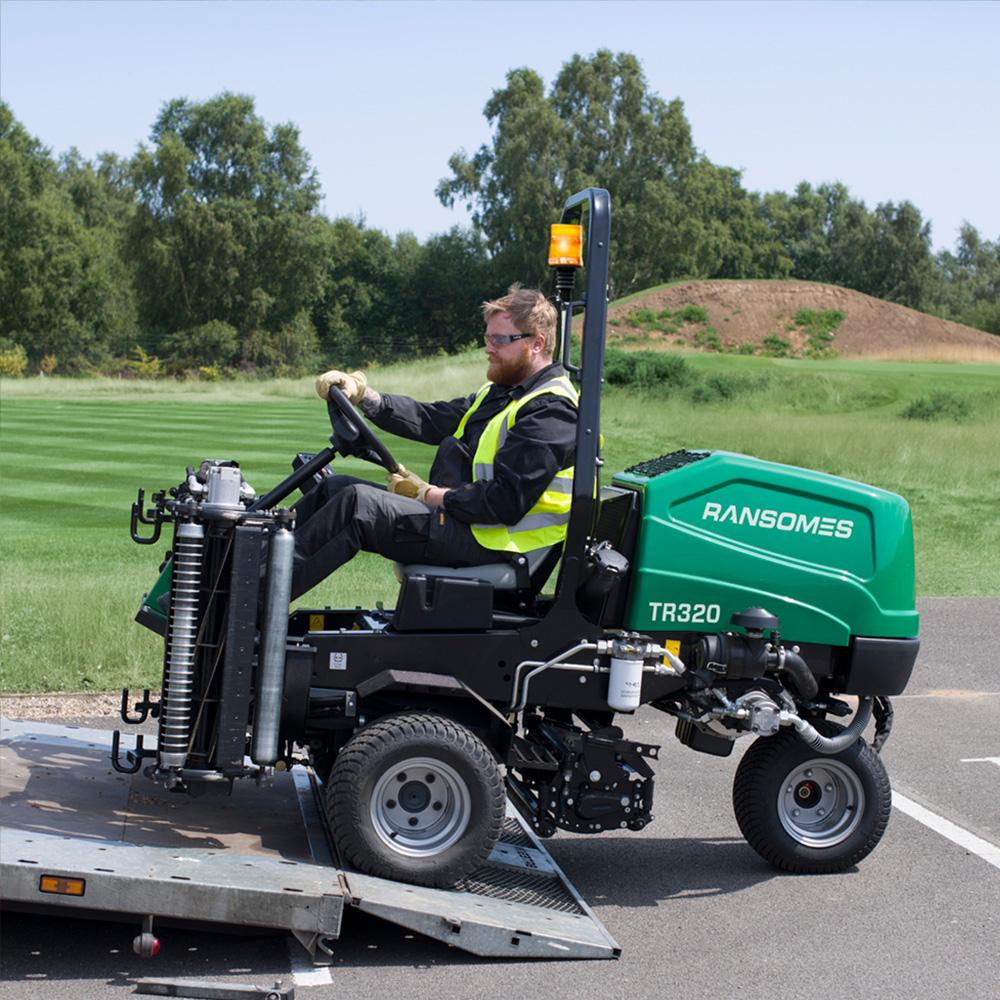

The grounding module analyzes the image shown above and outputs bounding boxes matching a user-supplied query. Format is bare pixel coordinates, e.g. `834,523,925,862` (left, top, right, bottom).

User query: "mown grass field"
2,351,998,692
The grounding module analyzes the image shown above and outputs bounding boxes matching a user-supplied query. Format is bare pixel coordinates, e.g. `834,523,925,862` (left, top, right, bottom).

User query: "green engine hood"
614,450,919,646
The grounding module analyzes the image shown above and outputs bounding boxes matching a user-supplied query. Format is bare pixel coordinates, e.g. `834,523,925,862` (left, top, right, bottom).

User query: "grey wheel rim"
370,756,472,858
777,758,865,848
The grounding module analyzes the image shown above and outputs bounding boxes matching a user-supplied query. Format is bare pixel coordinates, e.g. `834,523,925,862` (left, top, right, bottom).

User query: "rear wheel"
732,725,891,873
326,712,505,887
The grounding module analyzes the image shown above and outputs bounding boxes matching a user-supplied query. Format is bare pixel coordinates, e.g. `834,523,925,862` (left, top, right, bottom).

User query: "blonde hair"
481,284,557,355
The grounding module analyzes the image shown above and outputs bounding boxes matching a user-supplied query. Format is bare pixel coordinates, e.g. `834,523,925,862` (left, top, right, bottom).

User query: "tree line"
1,52,997,378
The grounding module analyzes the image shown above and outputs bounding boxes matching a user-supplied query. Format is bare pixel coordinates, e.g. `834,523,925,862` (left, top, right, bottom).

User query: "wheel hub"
370,756,472,858
777,759,865,848
398,779,432,813
794,779,822,809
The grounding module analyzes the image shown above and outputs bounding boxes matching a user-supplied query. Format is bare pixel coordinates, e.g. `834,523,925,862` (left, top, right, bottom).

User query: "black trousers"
289,475,500,600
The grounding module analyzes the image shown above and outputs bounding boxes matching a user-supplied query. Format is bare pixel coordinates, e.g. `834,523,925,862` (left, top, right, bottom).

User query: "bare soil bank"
609,280,1000,360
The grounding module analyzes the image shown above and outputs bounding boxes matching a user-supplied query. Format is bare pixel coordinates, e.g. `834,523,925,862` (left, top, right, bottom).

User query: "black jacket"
361,363,577,525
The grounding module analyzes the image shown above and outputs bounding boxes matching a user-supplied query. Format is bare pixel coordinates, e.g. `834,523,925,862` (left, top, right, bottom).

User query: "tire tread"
326,712,505,887
732,729,891,874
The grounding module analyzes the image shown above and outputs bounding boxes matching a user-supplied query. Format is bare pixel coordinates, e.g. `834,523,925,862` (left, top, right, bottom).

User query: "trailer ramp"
0,719,619,961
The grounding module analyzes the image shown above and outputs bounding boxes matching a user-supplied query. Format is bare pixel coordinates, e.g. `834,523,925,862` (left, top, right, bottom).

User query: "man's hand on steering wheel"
317,369,446,506
321,376,400,475
315,369,368,404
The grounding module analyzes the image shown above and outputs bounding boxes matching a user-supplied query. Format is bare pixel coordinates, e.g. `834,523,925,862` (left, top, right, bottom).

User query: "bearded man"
291,285,578,600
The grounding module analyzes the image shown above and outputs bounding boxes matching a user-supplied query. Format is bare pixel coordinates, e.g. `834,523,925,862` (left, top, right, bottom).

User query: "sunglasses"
483,333,532,347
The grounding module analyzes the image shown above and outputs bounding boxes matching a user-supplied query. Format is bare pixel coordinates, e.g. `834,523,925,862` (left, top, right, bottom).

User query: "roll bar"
551,187,611,606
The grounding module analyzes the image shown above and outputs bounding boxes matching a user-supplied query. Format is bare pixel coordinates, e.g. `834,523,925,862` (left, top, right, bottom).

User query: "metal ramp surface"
0,719,619,961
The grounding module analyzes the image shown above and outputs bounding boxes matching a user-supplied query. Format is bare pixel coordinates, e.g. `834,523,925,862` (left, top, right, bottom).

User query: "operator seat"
391,544,562,628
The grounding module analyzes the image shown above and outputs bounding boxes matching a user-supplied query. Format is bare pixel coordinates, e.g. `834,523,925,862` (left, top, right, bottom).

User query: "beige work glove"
315,369,368,404
387,465,431,503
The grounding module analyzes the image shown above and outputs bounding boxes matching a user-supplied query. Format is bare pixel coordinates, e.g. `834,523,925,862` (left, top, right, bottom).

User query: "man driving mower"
290,284,579,600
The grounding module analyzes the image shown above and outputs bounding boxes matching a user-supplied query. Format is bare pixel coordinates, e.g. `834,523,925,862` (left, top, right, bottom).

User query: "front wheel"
732,725,891,874
325,712,506,888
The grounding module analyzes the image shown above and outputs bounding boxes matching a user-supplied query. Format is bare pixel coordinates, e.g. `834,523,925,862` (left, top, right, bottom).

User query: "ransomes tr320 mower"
118,188,920,889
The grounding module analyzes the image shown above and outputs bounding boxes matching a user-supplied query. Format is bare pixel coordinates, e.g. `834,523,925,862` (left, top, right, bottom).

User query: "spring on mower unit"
157,521,205,768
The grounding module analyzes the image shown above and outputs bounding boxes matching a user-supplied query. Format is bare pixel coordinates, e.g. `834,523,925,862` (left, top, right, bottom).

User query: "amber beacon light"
548,224,584,267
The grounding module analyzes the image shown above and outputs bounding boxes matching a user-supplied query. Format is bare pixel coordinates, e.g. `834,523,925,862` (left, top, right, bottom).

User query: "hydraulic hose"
780,648,819,700
787,696,874,754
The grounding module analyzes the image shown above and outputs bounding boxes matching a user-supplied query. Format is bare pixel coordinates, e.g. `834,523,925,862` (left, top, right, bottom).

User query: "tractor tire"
732,723,891,874
326,712,505,888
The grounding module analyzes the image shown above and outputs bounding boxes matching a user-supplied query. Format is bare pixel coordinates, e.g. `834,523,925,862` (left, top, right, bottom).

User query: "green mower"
117,188,919,888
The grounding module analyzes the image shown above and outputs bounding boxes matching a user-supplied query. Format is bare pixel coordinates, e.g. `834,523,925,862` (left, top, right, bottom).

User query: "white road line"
892,789,1000,871
891,691,1000,699
287,938,334,987
960,756,1000,769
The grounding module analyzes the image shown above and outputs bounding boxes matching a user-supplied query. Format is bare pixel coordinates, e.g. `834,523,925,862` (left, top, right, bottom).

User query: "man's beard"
487,349,534,386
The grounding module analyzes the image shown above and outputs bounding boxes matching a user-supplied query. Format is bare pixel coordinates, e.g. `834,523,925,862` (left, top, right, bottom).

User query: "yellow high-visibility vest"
455,375,579,553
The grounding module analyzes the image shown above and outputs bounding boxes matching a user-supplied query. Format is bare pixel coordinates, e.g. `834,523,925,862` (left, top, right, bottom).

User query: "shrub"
675,304,709,324
689,372,771,405
622,307,679,335
0,342,28,377
901,392,972,422
629,308,658,326
603,348,693,390
736,343,757,355
123,345,163,378
242,312,320,377
693,326,722,351
793,308,844,333
793,308,843,358
164,320,240,367
198,364,224,382
39,354,58,375
761,335,791,357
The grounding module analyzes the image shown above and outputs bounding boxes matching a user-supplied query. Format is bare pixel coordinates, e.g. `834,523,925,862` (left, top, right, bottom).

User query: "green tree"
0,104,136,369
437,51,783,296
311,220,489,366
760,183,833,281
311,218,401,364
759,183,933,309
57,149,140,358
129,93,327,367
0,105,80,360
406,228,490,354
862,201,934,309
437,66,564,288
931,225,1000,334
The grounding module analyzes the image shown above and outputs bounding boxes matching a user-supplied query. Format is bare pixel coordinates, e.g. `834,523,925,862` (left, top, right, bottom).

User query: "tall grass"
2,352,997,692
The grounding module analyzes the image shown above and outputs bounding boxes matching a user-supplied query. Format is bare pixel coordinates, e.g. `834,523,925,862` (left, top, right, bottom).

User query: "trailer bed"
0,718,619,961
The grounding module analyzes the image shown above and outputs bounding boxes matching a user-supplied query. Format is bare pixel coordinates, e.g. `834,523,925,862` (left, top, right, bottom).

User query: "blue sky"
2,0,998,250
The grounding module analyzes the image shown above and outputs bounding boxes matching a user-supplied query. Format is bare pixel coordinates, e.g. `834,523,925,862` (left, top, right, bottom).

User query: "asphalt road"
2,597,998,1000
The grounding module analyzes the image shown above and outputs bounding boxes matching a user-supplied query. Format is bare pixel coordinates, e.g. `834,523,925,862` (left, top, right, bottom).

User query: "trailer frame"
0,718,620,962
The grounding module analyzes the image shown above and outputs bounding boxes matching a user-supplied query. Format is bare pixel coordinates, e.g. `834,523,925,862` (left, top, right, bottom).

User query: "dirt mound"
608,280,1000,361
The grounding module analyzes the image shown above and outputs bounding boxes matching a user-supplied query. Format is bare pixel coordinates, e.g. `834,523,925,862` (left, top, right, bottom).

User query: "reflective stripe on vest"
460,374,579,553
455,383,493,440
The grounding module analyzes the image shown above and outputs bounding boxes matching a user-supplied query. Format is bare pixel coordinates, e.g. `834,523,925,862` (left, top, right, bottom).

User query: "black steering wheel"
326,386,401,474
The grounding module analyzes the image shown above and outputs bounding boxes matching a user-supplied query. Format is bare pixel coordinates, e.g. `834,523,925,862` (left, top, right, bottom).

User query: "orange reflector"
548,224,584,267
39,875,86,897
